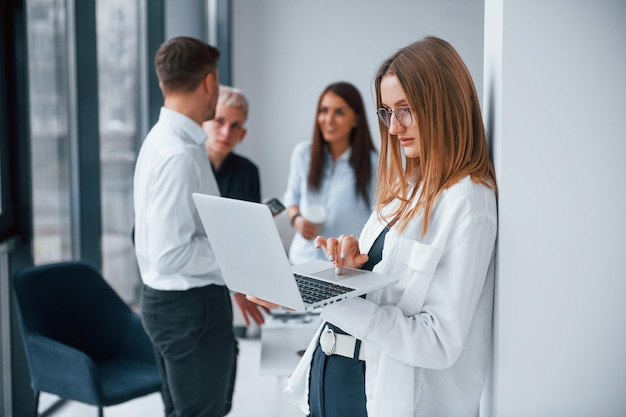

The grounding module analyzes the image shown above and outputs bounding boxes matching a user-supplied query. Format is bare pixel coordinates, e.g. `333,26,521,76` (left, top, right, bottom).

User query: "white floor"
41,336,306,417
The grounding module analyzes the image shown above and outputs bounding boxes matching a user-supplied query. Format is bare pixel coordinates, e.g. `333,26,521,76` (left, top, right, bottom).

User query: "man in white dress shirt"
133,36,241,417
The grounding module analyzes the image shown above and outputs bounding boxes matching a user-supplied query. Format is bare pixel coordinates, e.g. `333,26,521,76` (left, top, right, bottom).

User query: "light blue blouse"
283,141,378,264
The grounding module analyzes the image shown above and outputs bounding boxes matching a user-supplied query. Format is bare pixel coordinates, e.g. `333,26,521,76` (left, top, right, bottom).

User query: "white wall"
484,1,626,416
231,0,484,200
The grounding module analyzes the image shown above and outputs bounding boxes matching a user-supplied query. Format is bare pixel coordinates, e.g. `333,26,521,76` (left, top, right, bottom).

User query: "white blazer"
284,176,497,417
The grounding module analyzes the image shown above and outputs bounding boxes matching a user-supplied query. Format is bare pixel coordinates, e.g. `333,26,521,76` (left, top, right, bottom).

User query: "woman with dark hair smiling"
284,81,378,264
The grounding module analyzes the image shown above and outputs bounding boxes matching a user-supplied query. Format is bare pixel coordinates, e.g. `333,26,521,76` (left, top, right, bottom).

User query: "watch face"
320,327,336,355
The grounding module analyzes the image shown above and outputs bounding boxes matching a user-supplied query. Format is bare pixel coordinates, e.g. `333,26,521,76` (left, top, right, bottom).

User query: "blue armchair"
12,261,162,417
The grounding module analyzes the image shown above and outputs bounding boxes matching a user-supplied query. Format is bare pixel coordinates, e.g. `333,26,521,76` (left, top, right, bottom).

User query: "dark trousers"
141,284,238,417
308,324,367,417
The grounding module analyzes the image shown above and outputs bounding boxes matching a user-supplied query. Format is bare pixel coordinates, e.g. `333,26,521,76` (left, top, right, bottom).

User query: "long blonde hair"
374,36,497,236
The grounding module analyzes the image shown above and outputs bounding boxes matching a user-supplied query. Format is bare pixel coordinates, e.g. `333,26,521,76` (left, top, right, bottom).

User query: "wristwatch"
290,212,301,227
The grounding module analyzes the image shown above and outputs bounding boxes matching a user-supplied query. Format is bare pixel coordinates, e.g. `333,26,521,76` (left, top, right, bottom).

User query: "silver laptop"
192,193,398,312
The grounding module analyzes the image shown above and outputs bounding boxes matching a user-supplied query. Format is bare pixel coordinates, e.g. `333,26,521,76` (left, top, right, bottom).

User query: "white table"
259,315,321,416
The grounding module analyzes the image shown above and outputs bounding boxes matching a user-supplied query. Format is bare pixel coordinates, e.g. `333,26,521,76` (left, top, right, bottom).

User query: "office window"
96,0,142,304
26,0,73,264
26,0,150,303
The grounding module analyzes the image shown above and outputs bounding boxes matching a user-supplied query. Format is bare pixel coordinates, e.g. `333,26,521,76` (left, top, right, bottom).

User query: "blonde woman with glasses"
250,36,497,417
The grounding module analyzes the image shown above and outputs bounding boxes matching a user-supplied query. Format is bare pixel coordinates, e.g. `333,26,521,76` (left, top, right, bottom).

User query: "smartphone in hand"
264,198,286,217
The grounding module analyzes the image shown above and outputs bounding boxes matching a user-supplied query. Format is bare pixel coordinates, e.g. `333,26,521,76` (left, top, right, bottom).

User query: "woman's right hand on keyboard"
314,234,368,275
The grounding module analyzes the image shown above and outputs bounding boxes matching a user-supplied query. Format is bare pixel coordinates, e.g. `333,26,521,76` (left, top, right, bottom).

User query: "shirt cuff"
319,297,377,339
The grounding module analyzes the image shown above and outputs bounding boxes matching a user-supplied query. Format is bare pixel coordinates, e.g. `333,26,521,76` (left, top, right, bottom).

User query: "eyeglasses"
376,106,413,127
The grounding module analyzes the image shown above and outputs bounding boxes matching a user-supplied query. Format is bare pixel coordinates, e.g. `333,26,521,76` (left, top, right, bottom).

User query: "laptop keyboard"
294,274,355,304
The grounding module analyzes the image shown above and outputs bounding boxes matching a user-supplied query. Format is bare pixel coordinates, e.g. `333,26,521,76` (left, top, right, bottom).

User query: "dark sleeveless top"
361,226,390,272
